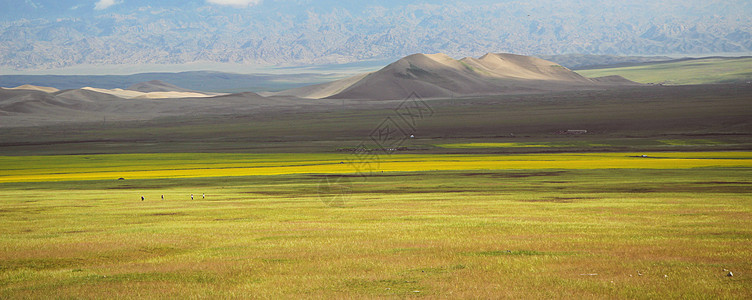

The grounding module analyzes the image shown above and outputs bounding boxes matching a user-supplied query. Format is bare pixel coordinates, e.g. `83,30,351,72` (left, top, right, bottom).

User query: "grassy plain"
1,152,751,183
1,82,750,298
1,152,751,298
577,57,752,85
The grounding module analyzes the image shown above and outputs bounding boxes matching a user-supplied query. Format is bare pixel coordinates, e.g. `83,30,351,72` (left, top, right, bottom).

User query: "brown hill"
274,53,640,100
0,86,343,127
0,88,125,119
4,84,60,93
0,88,63,114
55,89,124,102
127,80,196,93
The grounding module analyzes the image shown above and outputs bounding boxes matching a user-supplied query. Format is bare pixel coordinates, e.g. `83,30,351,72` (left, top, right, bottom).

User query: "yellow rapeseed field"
1,152,750,183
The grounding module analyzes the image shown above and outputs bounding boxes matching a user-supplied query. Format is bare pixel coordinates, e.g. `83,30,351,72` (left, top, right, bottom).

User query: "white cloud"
206,0,262,8
94,0,121,10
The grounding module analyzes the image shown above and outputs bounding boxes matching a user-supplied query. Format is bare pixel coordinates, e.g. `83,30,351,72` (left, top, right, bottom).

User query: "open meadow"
1,82,750,298
1,152,751,298
576,57,752,85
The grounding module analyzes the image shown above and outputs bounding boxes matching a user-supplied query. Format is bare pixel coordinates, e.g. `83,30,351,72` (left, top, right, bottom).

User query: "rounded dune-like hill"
271,52,640,100
4,84,60,93
461,53,592,82
127,80,198,93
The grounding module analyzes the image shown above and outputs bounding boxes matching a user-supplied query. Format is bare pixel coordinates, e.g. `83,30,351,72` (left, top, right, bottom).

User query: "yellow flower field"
1,152,750,183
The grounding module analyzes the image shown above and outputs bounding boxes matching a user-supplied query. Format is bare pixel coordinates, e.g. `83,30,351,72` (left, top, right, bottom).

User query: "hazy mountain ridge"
2,1,750,71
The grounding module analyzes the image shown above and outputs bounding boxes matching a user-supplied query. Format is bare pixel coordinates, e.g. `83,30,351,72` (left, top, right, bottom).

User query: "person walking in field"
191,194,194,200
141,196,144,201
161,195,164,200
202,193,205,199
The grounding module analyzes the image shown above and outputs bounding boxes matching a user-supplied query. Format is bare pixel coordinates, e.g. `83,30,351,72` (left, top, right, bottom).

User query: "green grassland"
1,152,751,183
577,57,752,85
1,162,750,298
1,83,751,298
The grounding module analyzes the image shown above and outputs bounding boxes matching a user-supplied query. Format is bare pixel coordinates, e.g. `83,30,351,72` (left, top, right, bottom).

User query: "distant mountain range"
1,0,750,71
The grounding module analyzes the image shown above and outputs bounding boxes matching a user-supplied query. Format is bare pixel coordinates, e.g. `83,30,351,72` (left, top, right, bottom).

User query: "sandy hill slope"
0,88,63,114
80,86,216,99
273,53,639,100
5,80,222,100
461,53,593,82
211,91,266,99
1,88,127,118
267,72,372,99
3,84,60,93
0,85,340,127
127,80,196,93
